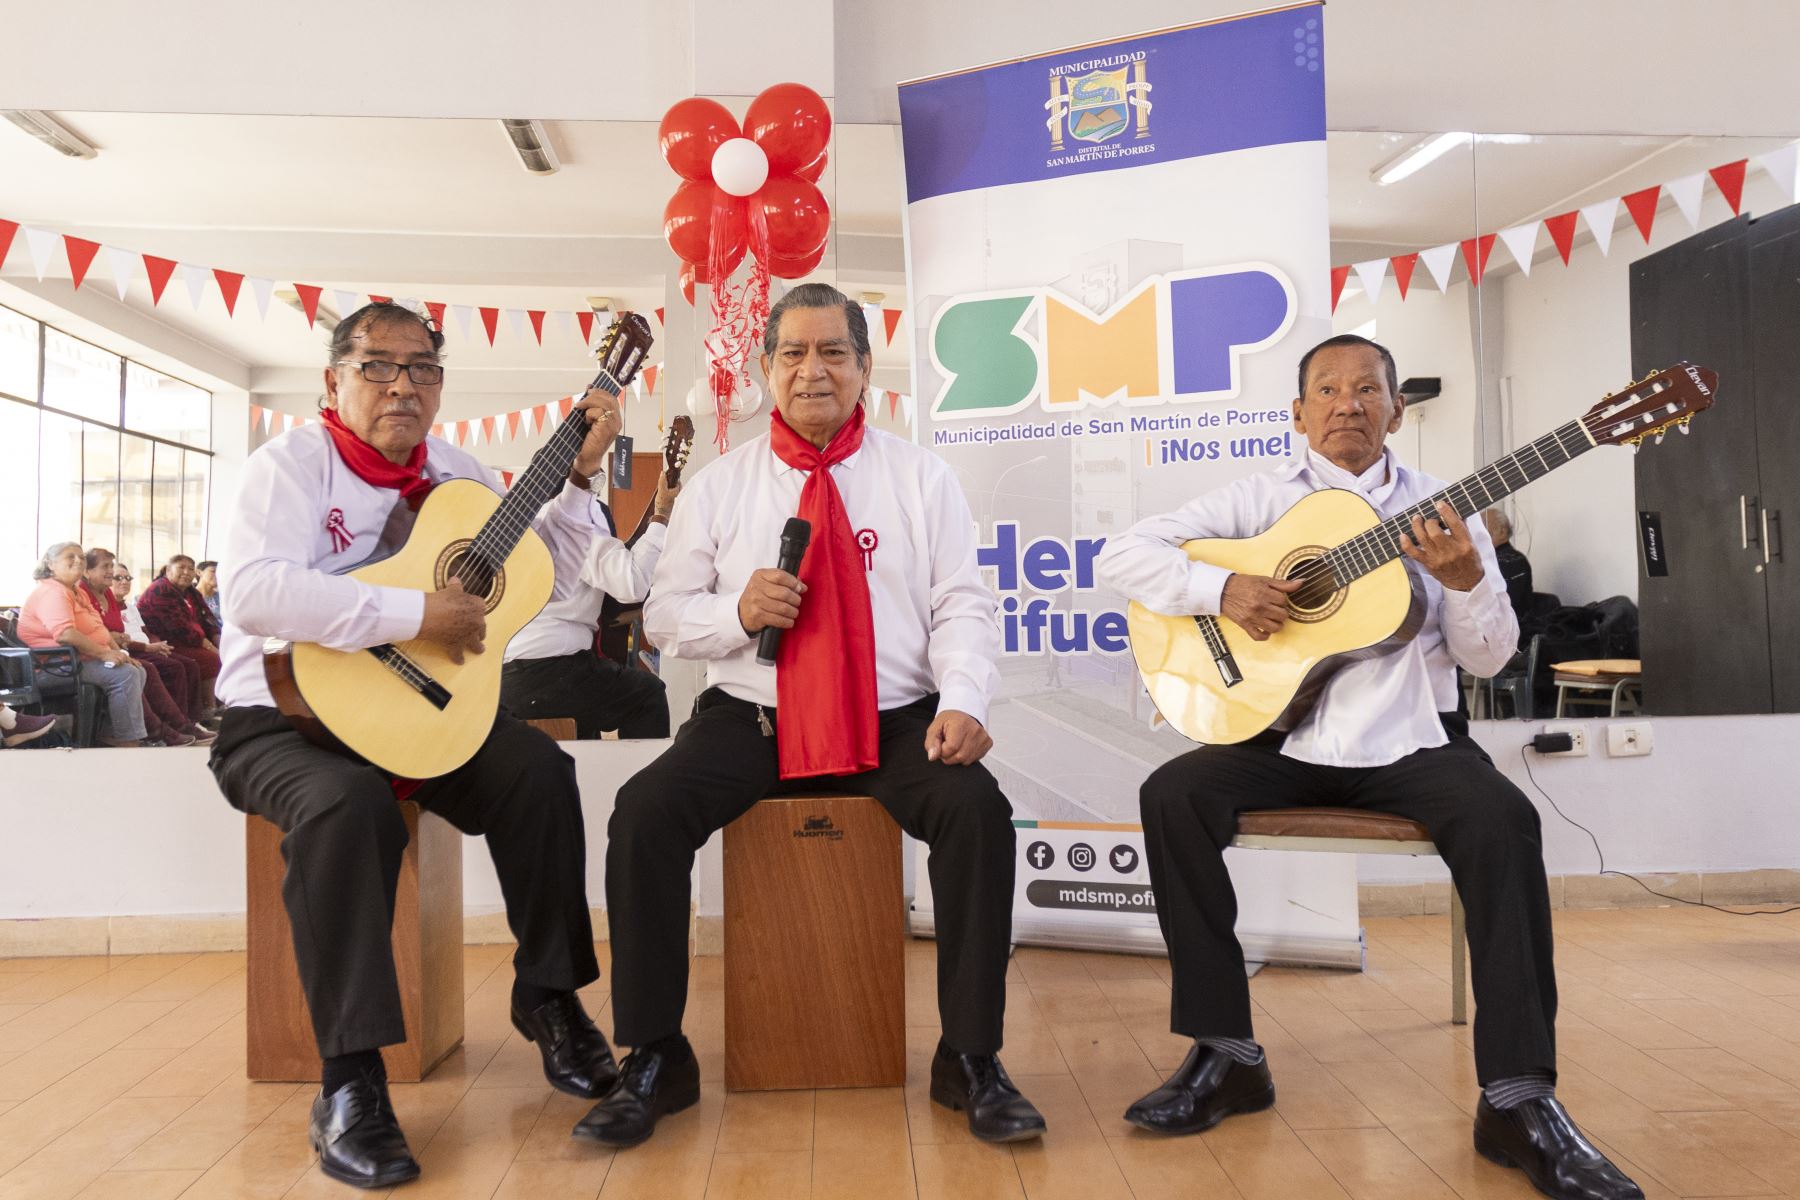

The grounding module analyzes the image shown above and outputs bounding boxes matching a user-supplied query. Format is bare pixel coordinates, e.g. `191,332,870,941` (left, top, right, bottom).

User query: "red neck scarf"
769,404,879,779
320,408,433,509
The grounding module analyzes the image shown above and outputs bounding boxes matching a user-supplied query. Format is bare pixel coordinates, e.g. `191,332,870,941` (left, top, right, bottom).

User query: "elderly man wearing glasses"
206,302,630,1189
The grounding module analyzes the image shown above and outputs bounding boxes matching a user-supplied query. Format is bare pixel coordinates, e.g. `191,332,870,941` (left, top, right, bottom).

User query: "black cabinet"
1630,208,1799,714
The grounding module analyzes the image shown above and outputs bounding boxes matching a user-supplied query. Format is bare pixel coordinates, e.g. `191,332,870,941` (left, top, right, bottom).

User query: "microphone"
756,517,812,667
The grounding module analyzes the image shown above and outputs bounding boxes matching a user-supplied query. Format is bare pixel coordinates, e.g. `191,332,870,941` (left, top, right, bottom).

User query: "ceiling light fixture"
1370,131,1471,186
500,119,560,175
586,296,613,314
2,110,98,159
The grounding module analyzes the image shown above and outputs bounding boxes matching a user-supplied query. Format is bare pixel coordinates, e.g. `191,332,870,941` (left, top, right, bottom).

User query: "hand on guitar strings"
571,387,625,478
1398,501,1484,592
1220,573,1303,641
925,709,992,766
420,576,488,664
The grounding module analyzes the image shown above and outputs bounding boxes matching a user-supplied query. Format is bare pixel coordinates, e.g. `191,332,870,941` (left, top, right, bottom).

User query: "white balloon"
686,377,764,421
710,138,769,198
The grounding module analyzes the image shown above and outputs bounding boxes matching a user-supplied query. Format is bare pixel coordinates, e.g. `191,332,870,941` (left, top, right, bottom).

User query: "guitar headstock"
1584,362,1718,448
593,312,656,391
665,415,696,486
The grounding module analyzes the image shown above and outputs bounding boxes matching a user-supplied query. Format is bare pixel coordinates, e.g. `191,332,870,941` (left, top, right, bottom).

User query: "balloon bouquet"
659,83,831,451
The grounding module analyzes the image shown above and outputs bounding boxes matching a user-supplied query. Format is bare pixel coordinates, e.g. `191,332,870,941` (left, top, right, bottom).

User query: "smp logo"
927,265,1296,422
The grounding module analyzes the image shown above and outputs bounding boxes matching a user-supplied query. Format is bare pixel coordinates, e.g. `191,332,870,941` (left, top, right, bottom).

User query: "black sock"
512,979,562,1013
321,1049,385,1095
640,1033,692,1061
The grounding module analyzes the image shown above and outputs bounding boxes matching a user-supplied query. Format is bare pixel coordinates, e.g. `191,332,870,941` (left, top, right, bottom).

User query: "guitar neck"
1327,414,1599,585
461,370,621,586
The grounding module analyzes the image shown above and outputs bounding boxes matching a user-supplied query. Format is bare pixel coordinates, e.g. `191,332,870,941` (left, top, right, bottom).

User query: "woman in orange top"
18,542,149,746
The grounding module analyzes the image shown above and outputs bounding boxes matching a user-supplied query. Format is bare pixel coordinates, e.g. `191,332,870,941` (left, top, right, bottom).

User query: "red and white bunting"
64,236,100,291
23,226,57,280
506,309,527,342
1621,185,1661,244
1328,264,1350,311
248,276,274,320
104,244,136,300
1419,243,1458,293
143,255,178,305
451,305,474,341
1390,253,1418,300
1667,172,1705,231
333,289,359,321
181,263,209,310
1496,224,1539,276
1351,259,1387,304
1710,160,1748,214
1543,212,1579,264
1757,143,1799,204
1580,198,1619,257
883,308,903,346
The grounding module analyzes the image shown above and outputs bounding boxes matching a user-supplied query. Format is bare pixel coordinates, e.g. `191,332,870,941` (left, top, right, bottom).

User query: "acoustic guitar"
265,313,656,778
1128,362,1717,745
595,415,695,665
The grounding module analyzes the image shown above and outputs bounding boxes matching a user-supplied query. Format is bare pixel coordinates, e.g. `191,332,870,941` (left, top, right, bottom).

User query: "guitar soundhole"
434,541,506,614
1280,549,1345,624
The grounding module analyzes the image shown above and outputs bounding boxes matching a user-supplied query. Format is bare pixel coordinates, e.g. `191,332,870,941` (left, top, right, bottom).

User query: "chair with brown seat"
1232,808,1466,1024
1550,658,1643,717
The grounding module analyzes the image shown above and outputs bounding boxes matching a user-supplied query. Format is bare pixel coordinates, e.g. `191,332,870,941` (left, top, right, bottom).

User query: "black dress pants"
500,650,670,739
210,706,601,1057
607,689,1016,1055
1139,729,1557,1085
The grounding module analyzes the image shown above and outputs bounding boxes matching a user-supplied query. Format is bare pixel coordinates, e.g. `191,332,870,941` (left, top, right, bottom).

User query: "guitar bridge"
367,644,453,710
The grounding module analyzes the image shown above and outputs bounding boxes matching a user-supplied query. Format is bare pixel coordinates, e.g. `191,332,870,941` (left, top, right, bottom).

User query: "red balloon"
794,146,829,183
664,182,746,265
767,240,827,280
758,175,831,259
659,97,740,183
678,260,697,306
744,83,832,175
678,240,746,305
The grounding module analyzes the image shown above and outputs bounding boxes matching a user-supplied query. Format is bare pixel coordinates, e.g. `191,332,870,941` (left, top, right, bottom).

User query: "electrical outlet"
1606,722,1653,757
1540,723,1587,756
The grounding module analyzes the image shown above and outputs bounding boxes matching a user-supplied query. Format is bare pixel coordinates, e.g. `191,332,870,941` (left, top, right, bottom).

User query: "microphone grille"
782,517,812,548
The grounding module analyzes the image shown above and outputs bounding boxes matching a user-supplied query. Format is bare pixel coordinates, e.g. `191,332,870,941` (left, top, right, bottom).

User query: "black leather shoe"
512,992,619,1099
308,1073,421,1189
1474,1096,1644,1200
571,1037,701,1148
1123,1042,1275,1135
928,1042,1047,1143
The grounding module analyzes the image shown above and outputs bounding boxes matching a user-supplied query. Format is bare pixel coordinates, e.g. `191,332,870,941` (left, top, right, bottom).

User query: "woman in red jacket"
137,554,221,714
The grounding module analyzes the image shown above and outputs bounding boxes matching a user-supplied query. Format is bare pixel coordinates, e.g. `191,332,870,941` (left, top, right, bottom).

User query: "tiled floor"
1,906,1799,1198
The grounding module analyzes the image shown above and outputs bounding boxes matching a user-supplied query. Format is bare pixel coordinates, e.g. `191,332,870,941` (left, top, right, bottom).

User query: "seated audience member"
138,553,222,714
0,702,59,748
500,472,679,739
82,548,210,745
1482,509,1533,621
196,559,222,626
18,542,149,747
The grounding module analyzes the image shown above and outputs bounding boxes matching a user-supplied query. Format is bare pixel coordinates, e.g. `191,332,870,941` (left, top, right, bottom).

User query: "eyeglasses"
335,359,444,386
112,574,132,583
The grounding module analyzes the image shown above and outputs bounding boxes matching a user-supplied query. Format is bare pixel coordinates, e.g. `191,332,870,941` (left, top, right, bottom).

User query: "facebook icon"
1025,841,1055,871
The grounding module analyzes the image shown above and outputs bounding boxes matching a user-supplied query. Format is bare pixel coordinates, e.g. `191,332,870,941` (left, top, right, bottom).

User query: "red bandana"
319,408,433,509
769,404,880,779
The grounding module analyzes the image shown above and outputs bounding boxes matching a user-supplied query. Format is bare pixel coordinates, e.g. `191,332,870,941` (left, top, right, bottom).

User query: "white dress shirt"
1096,446,1518,767
644,425,1000,723
216,424,610,710
504,509,665,662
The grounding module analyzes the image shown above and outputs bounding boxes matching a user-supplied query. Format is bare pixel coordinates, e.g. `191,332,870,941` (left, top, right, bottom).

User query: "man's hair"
1296,334,1399,400
762,283,872,362
33,542,81,581
197,560,218,573
327,301,445,364
84,547,114,570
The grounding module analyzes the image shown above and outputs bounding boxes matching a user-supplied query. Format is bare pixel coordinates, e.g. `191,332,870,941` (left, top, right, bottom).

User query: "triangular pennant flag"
655,306,666,325
431,423,444,441
1580,198,1619,257
1390,253,1418,300
558,395,575,421
454,420,468,446
0,220,17,273
1710,159,1748,215
1667,173,1704,231
1328,264,1350,312
554,310,573,341
249,276,274,319
368,294,391,305
262,407,274,434
863,303,883,335
527,310,545,344
900,393,915,426
1460,234,1497,286
869,385,884,413
1543,212,1579,264
293,283,324,326
333,290,359,322
533,403,548,434
883,307,903,345
142,254,179,304
1756,142,1800,204
1621,185,1661,244
577,310,595,343
104,245,136,300
425,300,446,329
481,415,496,444
249,404,263,434
451,304,473,340
213,269,243,316
506,309,527,341
181,263,209,310
479,307,499,344
1419,243,1458,292
501,471,514,489
889,390,901,419
506,410,522,441
1351,259,1387,304
63,236,100,291
1496,224,1539,276
643,363,660,397
24,227,58,280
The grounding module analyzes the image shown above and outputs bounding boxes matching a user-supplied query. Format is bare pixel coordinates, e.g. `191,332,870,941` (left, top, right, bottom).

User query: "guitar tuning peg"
1678,421,1691,435
1654,433,1665,445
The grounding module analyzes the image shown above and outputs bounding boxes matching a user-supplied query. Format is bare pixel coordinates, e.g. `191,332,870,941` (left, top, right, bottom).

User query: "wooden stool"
1233,808,1467,1025
722,793,905,1091
246,802,465,1081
